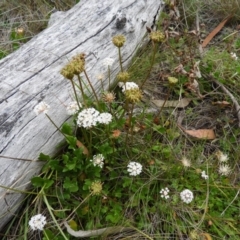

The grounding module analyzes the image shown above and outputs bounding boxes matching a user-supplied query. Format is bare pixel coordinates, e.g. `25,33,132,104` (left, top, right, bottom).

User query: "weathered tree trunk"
0,0,164,229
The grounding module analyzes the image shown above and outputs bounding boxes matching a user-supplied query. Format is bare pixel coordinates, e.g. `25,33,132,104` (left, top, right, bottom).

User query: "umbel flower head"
90,154,104,168
97,113,113,124
118,81,139,93
160,187,170,199
34,101,50,115
90,180,103,195
77,108,100,128
29,214,47,231
125,88,142,103
112,35,126,47
180,189,194,204
102,57,114,67
66,101,81,115
127,161,142,176
150,30,165,43
117,71,130,83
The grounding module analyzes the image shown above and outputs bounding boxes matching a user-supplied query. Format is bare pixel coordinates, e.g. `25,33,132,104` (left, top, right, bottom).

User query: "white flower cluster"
90,154,104,168
230,52,238,61
127,161,142,176
160,187,170,199
97,113,113,124
66,101,81,115
77,108,112,128
29,214,47,231
102,57,114,67
201,170,209,180
180,189,194,204
34,101,50,115
118,82,139,93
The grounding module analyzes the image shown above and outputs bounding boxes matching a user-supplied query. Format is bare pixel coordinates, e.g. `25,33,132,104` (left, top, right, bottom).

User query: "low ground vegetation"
1,0,240,239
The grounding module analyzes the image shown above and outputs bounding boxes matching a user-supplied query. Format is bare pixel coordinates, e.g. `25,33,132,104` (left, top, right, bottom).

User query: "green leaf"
61,123,73,135
63,177,79,192
38,153,51,161
31,177,54,189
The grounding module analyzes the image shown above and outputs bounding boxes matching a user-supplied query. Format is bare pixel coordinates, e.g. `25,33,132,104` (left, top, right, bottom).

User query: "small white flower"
160,187,170,199
97,112,113,124
180,189,194,204
102,57,114,67
90,154,104,168
66,101,81,115
218,164,231,176
230,52,238,61
34,101,50,115
29,214,47,231
119,82,139,93
201,170,209,180
97,73,104,81
216,151,229,163
77,108,100,128
127,161,142,176
181,157,191,168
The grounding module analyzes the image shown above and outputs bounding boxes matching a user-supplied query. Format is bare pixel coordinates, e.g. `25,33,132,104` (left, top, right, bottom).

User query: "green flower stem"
83,70,99,105
155,86,172,119
108,66,111,89
140,42,158,89
76,75,87,107
43,192,69,240
70,79,81,109
125,102,135,146
118,47,123,72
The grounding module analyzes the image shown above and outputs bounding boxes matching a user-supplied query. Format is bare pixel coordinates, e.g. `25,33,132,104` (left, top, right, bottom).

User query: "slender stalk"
140,42,158,89
118,47,123,72
43,193,69,240
108,66,111,89
76,75,87,107
125,103,135,145
83,70,99,104
155,87,171,119
70,79,81,109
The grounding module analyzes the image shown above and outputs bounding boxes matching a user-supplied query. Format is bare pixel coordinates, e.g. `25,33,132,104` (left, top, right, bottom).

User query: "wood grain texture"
0,0,164,228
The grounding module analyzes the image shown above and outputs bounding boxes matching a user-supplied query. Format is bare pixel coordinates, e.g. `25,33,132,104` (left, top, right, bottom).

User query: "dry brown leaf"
152,98,191,108
76,140,89,156
180,127,215,140
212,100,231,108
201,16,232,48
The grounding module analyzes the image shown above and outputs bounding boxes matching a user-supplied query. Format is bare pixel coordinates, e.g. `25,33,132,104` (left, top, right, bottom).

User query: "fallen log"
0,0,164,229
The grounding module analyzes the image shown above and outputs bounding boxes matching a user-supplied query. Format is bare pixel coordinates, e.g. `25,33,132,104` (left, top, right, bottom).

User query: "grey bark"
0,0,164,229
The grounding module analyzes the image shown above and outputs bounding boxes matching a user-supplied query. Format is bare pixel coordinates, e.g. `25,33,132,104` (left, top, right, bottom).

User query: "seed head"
168,76,178,85
117,71,130,82
125,88,142,103
90,181,103,195
71,53,85,75
112,35,126,47
150,31,165,43
102,91,116,103
60,64,75,80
